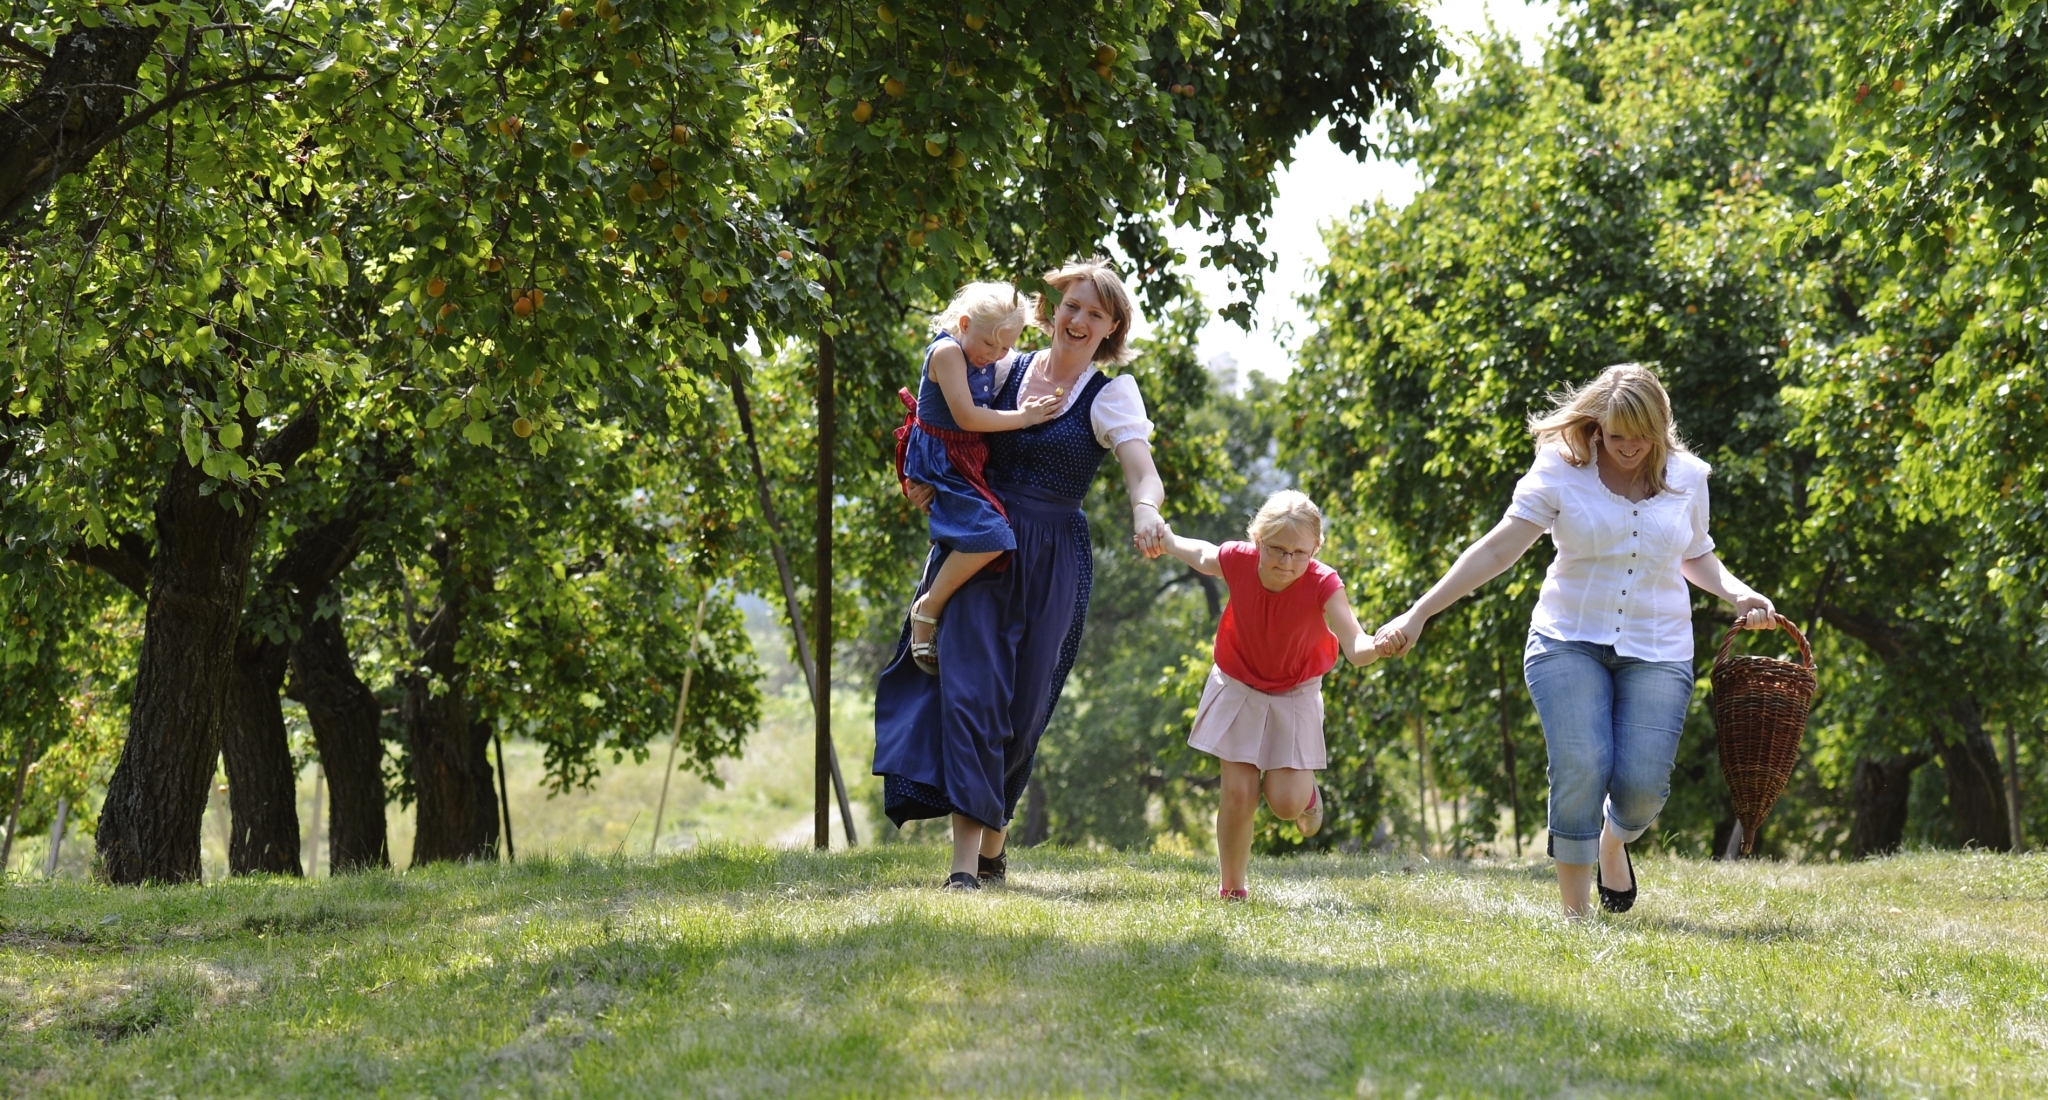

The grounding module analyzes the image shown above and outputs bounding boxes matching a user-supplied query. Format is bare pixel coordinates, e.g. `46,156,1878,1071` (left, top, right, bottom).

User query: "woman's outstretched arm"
1680,552,1776,629
1113,439,1168,557
1374,517,1546,657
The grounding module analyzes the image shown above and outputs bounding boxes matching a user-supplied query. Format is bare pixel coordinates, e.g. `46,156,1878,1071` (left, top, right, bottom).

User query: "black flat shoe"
977,849,1006,883
943,872,980,891
1596,845,1637,914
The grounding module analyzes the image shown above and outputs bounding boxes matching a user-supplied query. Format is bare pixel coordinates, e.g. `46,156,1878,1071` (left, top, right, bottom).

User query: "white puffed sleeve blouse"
993,356,1153,448
1505,443,1715,662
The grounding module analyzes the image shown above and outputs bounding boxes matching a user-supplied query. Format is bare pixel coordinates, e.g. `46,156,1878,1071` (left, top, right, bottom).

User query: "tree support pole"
814,330,837,851
306,764,324,876
651,588,713,856
726,368,856,846
44,797,69,878
1496,650,1522,857
0,743,30,871
493,731,515,864
2006,720,2026,854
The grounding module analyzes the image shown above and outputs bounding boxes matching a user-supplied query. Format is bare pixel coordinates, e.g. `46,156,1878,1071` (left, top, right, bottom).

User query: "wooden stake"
815,330,836,852
1723,819,1745,860
494,731,515,864
2005,719,2026,853
651,588,713,856
43,797,68,878
726,368,857,847
1497,649,1522,857
1,743,31,872
1410,712,1428,855
306,764,324,877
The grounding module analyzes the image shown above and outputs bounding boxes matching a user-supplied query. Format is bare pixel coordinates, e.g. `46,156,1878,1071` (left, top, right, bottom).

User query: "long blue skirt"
872,483,1092,830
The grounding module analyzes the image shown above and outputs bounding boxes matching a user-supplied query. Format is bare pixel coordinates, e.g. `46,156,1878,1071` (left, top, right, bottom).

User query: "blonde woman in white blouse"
1374,365,1777,917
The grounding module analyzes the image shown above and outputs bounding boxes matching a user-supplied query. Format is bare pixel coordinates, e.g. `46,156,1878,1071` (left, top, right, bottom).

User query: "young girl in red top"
1159,490,1381,899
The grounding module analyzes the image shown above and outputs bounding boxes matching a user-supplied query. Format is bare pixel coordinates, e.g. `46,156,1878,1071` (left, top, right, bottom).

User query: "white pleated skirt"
1186,665,1327,771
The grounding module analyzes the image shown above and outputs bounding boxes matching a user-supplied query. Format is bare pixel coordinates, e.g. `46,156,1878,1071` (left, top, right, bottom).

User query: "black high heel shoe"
1596,845,1637,914
977,849,1007,883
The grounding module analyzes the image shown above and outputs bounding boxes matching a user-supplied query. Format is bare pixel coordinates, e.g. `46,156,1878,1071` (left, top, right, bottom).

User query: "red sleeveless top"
1213,541,1344,693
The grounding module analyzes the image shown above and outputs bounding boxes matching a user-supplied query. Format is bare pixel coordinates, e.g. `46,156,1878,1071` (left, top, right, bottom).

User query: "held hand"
1131,506,1168,559
903,480,936,514
1733,593,1776,631
1018,394,1061,425
1372,609,1428,658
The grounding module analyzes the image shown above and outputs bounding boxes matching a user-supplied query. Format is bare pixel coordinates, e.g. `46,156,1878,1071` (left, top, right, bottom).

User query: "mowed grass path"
3,848,2045,1098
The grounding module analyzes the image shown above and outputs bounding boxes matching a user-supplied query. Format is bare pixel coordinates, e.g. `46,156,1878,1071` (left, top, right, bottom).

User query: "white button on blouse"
1505,442,1715,662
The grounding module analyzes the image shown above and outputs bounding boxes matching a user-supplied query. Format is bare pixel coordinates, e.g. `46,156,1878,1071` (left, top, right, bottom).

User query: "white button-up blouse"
993,356,1154,449
1505,443,1715,662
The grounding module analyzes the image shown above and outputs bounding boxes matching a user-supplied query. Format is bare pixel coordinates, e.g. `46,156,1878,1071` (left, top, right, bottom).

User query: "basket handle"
1714,612,1813,670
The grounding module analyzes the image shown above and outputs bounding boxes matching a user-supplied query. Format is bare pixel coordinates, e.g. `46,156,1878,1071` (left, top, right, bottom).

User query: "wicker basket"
1710,613,1817,855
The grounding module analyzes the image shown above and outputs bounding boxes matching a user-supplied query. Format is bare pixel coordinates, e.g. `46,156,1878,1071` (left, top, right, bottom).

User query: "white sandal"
908,610,940,675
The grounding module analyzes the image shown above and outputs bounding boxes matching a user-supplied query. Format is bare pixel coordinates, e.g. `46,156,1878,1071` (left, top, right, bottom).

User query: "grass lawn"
3,847,2045,1098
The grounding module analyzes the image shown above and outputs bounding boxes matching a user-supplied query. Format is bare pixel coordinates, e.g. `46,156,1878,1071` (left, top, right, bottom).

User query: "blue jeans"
1523,631,1697,865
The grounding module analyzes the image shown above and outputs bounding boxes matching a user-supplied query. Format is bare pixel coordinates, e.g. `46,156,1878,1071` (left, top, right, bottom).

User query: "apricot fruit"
853,100,873,123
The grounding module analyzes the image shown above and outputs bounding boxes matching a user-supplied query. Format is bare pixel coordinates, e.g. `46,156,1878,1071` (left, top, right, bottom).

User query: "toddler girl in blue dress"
893,282,1059,673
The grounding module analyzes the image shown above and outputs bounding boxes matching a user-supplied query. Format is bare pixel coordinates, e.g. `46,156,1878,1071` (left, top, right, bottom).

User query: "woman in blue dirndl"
874,259,1170,891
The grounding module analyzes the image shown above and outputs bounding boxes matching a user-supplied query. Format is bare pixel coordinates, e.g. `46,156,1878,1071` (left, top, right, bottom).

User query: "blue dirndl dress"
894,332,1015,555
872,360,1116,830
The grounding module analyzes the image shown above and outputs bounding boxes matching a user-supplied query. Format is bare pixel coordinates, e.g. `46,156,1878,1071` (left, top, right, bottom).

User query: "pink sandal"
1297,785,1324,838
1219,887,1249,901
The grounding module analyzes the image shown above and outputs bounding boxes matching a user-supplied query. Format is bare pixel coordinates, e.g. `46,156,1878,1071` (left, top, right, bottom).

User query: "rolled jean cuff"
1606,799,1652,845
1546,830,1601,865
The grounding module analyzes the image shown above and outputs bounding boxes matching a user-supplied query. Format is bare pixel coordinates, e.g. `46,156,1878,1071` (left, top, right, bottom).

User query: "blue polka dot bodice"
984,352,1114,502
913,331,999,433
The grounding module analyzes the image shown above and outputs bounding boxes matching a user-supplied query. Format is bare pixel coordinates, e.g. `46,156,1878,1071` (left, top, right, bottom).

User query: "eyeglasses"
1259,543,1315,564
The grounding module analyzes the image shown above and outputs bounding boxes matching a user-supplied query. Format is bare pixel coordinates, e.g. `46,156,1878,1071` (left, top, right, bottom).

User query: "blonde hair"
1246,490,1324,545
1033,257,1139,364
942,281,1028,337
1528,363,1688,496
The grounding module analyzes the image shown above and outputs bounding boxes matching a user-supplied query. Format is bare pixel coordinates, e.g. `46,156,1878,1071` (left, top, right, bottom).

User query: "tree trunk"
95,410,317,884
405,539,496,864
0,22,160,220
218,508,368,876
97,467,261,883
471,719,501,859
220,643,301,875
1850,752,1927,859
288,613,390,871
405,674,488,863
1937,698,2010,851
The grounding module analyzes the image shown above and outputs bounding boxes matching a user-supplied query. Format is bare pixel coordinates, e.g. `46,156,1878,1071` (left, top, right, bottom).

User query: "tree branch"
63,531,152,597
